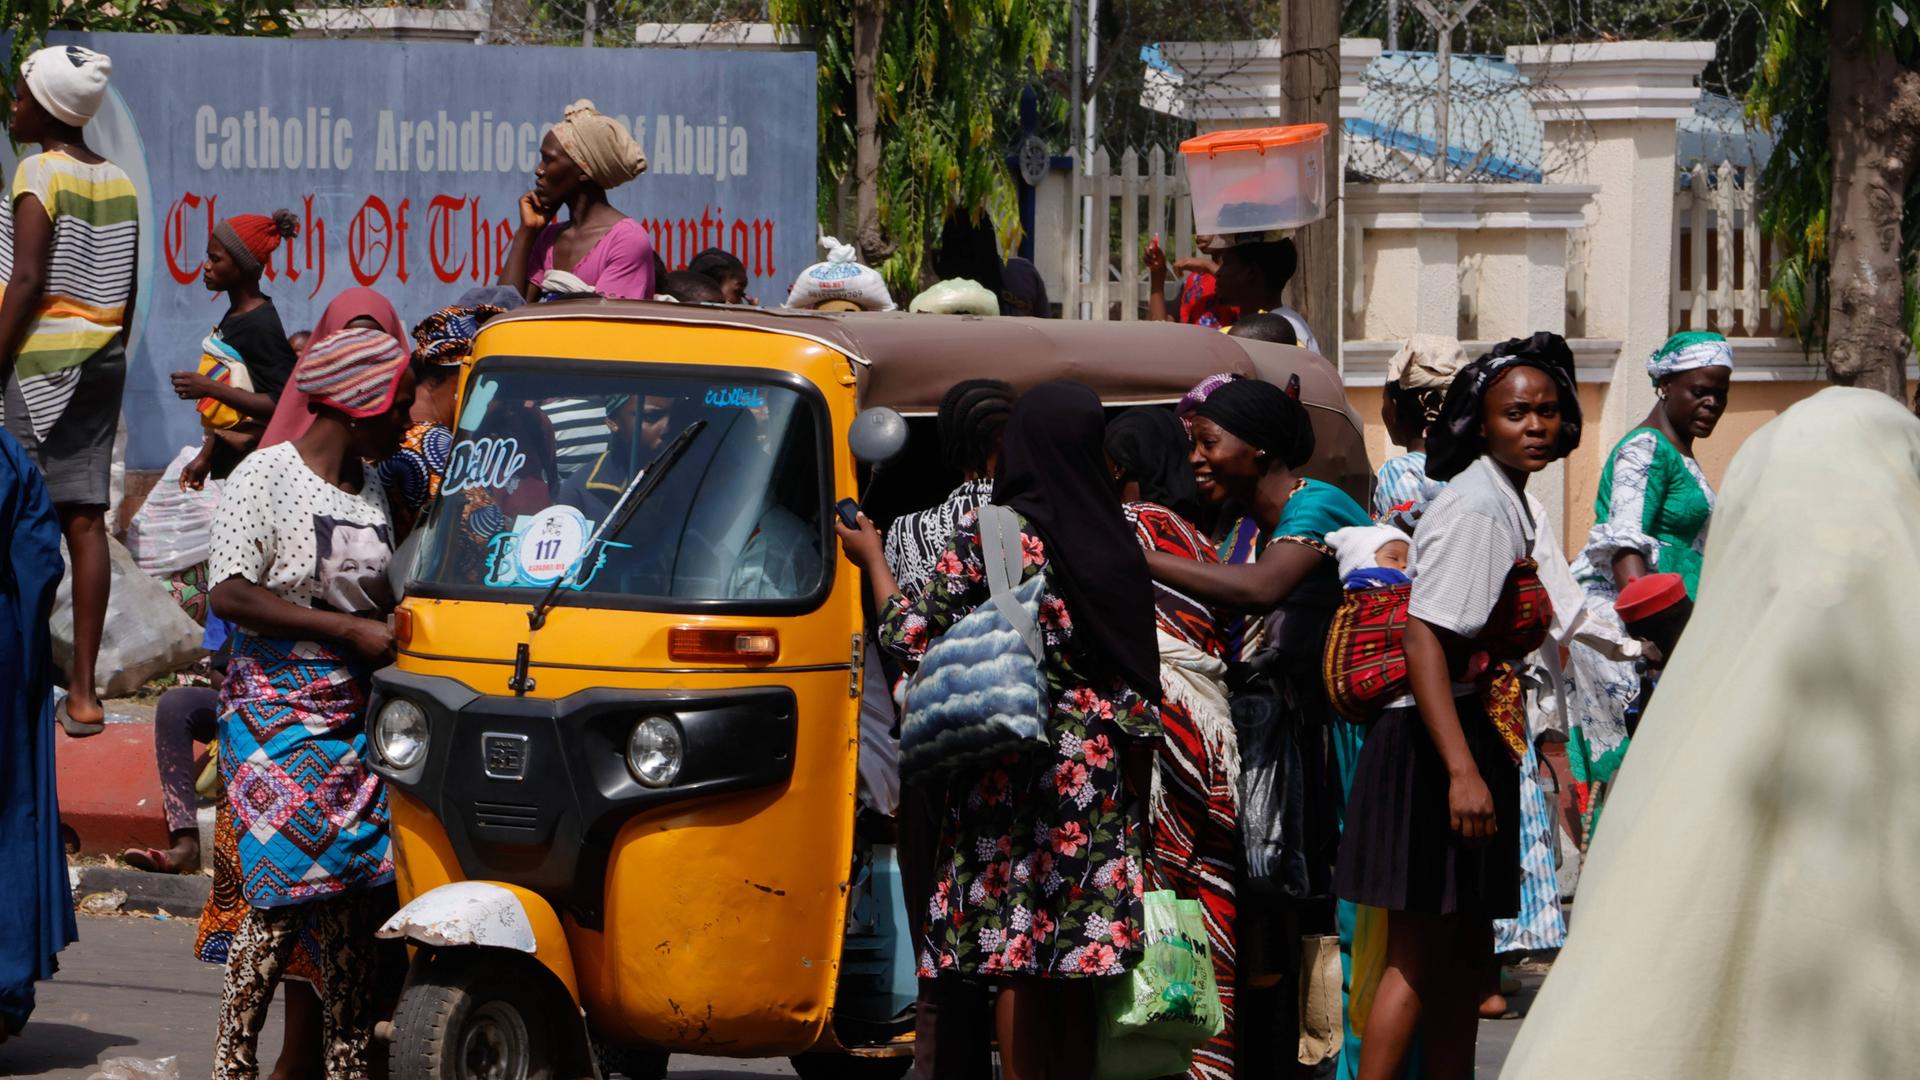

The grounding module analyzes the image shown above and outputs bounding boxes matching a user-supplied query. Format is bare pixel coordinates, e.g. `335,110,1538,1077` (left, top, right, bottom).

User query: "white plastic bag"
784,236,895,311
126,444,222,575
52,534,206,696
908,277,999,316
87,1057,178,1080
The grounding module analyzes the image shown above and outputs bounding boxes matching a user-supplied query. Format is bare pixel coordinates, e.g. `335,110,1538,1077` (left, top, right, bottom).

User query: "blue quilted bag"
900,505,1051,782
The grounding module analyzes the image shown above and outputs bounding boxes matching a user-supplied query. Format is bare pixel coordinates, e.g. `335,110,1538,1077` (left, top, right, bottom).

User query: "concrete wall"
1353,378,1832,554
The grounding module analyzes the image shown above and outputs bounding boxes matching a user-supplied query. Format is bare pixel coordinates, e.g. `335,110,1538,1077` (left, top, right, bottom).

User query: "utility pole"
1282,0,1341,363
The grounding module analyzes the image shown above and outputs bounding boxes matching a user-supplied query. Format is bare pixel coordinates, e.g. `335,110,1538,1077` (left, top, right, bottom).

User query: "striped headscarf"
294,327,410,418
1175,371,1245,434
411,304,503,369
1647,331,1733,385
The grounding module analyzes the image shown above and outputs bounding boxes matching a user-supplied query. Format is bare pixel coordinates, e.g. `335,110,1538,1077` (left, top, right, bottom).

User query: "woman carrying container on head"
500,100,653,301
1336,333,1583,1080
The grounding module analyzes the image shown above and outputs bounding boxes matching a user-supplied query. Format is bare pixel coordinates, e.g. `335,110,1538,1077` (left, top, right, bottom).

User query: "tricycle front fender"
378,880,580,1003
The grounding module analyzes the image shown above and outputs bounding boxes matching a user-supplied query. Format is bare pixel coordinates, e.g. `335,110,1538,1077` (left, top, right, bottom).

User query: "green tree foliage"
1747,0,1920,353
772,0,1060,293
3,0,296,106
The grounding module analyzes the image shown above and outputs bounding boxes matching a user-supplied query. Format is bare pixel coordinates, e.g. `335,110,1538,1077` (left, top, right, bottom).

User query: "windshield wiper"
526,419,707,633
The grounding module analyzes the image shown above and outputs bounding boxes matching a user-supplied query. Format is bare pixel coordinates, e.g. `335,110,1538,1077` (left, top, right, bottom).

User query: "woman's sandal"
54,695,105,738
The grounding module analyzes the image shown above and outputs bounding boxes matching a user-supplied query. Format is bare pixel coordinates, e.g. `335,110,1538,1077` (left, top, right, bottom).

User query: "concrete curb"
56,707,186,856
78,864,212,916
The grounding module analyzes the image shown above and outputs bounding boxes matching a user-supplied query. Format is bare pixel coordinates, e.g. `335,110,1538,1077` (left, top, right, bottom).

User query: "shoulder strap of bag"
979,505,1045,663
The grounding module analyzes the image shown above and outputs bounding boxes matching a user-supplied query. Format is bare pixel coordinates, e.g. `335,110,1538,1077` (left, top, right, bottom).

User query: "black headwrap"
938,379,1016,475
1426,331,1583,482
993,382,1160,699
1190,377,1315,470
1000,257,1052,318
1105,407,1202,524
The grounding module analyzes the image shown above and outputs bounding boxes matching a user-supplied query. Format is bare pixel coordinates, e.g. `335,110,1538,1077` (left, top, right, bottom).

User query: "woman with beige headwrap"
499,99,657,302
1374,334,1467,530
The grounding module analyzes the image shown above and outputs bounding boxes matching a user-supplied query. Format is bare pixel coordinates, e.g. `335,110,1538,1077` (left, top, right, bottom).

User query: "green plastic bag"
1093,890,1225,1080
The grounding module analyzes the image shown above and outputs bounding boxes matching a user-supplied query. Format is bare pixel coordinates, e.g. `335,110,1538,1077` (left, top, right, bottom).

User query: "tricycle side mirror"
847,407,909,465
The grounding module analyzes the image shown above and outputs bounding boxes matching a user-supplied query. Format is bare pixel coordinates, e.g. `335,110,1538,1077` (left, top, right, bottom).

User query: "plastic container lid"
1179,124,1330,156
1614,572,1689,624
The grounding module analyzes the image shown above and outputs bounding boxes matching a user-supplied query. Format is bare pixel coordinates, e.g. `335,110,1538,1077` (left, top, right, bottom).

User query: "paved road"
1,914,1534,1078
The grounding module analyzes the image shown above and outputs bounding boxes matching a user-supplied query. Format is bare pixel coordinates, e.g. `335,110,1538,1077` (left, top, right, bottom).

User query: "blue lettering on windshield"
443,437,528,495
703,386,768,409
484,531,631,591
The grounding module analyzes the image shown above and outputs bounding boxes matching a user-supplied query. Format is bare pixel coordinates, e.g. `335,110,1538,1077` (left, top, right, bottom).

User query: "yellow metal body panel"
388,317,863,1055
390,793,583,1002
390,788,460,900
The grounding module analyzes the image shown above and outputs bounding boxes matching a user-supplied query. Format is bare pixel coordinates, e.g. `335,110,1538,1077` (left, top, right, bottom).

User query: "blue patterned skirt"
219,634,393,908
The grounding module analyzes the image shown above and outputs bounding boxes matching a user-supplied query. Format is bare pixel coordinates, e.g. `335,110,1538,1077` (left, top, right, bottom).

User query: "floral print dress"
879,508,1158,979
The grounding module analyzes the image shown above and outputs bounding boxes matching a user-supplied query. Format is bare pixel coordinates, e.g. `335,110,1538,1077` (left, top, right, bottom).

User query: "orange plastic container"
1179,124,1329,235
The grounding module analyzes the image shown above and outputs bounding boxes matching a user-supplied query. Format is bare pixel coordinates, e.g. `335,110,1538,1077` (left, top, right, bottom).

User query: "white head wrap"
23,45,111,127
1385,334,1469,391
1327,525,1412,581
1646,331,1733,385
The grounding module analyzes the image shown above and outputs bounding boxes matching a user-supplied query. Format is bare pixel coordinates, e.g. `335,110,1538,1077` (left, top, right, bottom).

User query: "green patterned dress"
1567,427,1716,837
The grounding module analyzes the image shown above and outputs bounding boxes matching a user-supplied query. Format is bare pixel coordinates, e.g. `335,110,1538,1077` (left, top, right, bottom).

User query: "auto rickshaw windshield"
408,358,831,609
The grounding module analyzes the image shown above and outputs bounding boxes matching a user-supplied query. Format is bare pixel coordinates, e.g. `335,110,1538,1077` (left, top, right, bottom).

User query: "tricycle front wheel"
390,952,555,1080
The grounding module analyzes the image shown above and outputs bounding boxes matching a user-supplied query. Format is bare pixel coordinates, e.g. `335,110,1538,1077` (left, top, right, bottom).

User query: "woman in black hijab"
1106,406,1204,525
839,381,1160,1079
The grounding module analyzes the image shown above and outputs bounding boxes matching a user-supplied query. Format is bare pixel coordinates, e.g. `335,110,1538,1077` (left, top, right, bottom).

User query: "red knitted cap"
1615,572,1688,625
213,209,299,275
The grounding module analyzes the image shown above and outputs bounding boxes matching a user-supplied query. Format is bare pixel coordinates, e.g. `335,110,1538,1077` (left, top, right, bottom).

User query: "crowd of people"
3,39,1919,1080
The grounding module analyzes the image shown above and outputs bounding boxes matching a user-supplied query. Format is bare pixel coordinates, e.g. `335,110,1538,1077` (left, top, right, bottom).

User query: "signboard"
23,32,816,468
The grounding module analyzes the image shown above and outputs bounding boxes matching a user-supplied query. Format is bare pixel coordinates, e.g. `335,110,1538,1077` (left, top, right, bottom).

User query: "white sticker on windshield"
516,506,589,583
483,506,628,592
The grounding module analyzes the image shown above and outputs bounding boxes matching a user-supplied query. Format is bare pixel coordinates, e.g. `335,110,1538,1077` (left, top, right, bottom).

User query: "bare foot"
1478,991,1509,1020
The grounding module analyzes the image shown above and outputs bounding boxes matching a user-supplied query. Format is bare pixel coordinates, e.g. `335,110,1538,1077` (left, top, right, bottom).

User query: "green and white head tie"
1648,331,1733,385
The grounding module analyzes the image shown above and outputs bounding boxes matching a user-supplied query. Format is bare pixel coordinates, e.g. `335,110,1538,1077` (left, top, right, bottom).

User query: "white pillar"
1340,38,1381,122
1508,41,1714,451
1345,181,1595,539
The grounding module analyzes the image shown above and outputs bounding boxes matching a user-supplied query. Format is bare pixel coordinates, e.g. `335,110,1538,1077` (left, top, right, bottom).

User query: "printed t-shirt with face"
208,441,397,625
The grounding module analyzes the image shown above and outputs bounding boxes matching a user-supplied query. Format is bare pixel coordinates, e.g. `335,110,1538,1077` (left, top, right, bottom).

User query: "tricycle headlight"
626,715,683,788
375,698,430,770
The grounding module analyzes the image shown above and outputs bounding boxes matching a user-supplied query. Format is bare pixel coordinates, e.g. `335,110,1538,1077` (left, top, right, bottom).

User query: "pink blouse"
529,216,657,300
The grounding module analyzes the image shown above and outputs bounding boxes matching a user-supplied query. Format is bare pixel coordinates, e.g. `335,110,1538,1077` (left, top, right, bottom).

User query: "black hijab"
1190,377,1316,470
1106,407,1202,525
1426,331,1583,481
993,382,1160,699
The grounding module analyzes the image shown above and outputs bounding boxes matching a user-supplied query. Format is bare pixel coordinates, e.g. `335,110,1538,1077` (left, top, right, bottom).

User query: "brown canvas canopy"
486,300,1374,504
